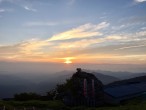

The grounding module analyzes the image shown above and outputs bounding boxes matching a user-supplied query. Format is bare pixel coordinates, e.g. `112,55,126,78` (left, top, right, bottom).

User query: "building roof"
104,82,146,98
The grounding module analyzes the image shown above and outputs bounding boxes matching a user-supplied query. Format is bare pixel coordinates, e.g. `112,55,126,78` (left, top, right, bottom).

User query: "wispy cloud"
0,8,13,13
115,44,146,50
0,21,146,63
54,35,129,49
24,6,37,12
111,16,146,33
67,0,76,5
0,8,13,18
0,0,37,12
136,30,146,36
49,22,109,41
132,0,146,5
0,9,5,13
134,0,146,3
0,22,110,61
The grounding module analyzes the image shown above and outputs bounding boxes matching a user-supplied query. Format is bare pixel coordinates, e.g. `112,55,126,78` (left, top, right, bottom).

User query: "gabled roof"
104,82,146,98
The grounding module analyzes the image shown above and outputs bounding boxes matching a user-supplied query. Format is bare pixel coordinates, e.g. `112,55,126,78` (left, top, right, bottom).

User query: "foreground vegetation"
0,100,66,110
0,99,146,110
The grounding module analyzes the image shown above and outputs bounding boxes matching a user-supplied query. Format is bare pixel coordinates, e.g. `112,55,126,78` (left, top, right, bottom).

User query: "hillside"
1,69,146,99
0,70,119,99
107,75,146,87
95,70,146,79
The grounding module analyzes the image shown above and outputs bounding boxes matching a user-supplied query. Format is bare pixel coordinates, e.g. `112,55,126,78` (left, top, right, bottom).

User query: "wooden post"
3,106,5,110
33,106,35,110
92,79,95,98
84,79,87,97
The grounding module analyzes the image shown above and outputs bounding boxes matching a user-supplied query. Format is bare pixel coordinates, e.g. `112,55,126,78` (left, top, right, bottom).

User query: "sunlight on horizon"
0,0,145,64
64,60,72,64
63,57,74,64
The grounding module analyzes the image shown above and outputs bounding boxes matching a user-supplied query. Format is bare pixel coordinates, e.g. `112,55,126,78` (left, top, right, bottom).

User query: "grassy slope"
0,100,146,110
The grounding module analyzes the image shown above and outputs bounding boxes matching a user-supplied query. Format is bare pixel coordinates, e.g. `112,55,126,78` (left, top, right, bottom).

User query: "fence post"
33,106,35,110
3,106,5,110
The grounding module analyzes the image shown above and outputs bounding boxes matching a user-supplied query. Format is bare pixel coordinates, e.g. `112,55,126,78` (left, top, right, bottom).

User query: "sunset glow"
0,0,145,64
64,60,72,64
63,57,74,64
1,0,146,105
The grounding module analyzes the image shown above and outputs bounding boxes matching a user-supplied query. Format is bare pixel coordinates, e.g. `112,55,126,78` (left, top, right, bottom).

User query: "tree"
14,92,41,101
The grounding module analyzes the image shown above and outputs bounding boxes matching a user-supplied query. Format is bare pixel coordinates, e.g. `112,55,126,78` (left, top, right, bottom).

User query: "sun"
64,59,72,64
61,57,75,64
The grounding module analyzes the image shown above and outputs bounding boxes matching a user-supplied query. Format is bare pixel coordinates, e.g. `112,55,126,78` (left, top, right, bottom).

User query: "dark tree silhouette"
14,92,41,101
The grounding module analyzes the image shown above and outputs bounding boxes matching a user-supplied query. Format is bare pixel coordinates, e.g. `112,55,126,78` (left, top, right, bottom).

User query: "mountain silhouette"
0,70,145,99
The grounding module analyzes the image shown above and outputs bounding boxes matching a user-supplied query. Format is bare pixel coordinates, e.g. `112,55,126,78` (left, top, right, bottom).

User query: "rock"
60,68,104,106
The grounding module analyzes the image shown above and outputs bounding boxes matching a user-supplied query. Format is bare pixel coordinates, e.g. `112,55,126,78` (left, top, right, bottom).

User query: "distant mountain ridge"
0,69,146,99
107,75,146,87
85,70,146,79
80,69,119,84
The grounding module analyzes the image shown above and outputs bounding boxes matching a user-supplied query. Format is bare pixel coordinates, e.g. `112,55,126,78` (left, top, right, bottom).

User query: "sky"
0,0,146,64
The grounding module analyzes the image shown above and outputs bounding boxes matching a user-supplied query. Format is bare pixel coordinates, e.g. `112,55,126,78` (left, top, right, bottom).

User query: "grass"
0,99,146,110
0,100,66,110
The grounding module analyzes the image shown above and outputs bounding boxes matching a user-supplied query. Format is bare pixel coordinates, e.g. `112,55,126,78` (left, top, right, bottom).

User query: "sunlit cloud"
115,44,146,50
72,54,146,64
55,35,129,49
135,0,146,3
0,0,145,65
0,21,146,64
0,22,110,62
18,39,51,55
136,30,146,36
49,22,109,41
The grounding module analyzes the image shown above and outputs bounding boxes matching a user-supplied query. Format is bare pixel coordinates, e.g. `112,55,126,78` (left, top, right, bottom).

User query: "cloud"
0,22,109,55
141,27,146,30
0,38,54,62
49,22,109,41
0,22,110,62
134,0,146,3
0,8,13,14
54,35,129,49
136,30,146,36
18,39,52,55
115,44,146,50
0,0,37,12
114,16,146,31
0,44,20,54
0,22,146,63
70,40,146,59
132,0,146,5
67,0,76,5
0,9,5,13
24,6,37,12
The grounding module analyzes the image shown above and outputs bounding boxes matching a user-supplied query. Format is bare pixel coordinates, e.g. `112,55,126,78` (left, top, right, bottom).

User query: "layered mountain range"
0,70,146,99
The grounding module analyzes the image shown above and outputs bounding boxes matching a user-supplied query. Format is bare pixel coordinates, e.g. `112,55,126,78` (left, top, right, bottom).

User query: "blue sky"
0,0,146,64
